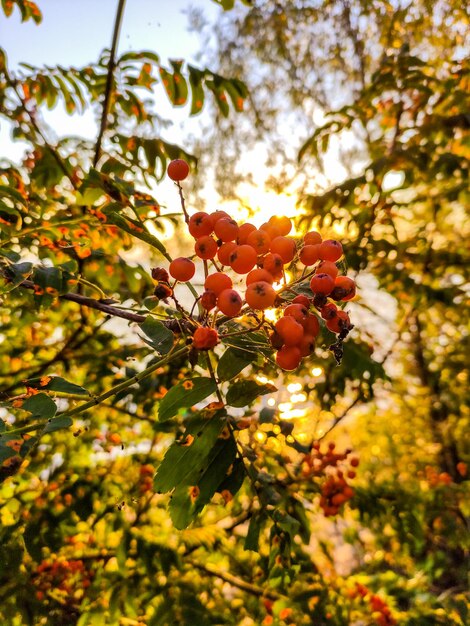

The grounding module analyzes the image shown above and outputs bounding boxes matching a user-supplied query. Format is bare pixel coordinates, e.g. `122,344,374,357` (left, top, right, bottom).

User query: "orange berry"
326,310,351,333
318,239,343,262
270,236,296,263
457,462,467,477
246,229,271,254
237,222,256,244
260,221,281,240
316,260,339,279
299,244,321,266
217,289,243,317
246,268,274,285
229,245,257,274
299,333,315,357
321,302,338,320
330,275,356,301
302,314,320,337
275,316,304,346
304,230,322,245
213,217,239,242
292,294,311,308
188,212,213,238
260,252,284,280
310,272,335,295
169,257,195,282
269,215,292,236
283,303,308,323
167,159,189,181
193,327,219,350
276,345,302,370
208,210,230,228
201,290,217,310
245,281,277,310
195,236,218,260
217,241,237,266
204,272,232,295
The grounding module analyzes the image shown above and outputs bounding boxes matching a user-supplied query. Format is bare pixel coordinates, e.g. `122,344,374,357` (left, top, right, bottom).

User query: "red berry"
326,310,351,333
193,327,219,350
316,260,339,279
167,159,189,181
299,244,321,266
276,346,302,371
217,289,243,317
302,314,320,337
237,222,257,244
213,218,239,242
310,273,335,295
260,253,284,280
169,257,195,282
246,268,275,285
292,294,311,308
269,215,292,236
201,290,217,310
204,272,232,295
188,212,213,238
270,236,296,263
304,230,322,245
229,245,257,274
246,229,271,255
208,210,231,228
318,239,343,262
245,281,277,310
330,276,356,301
217,241,237,266
195,236,218,260
283,303,308,323
275,316,304,346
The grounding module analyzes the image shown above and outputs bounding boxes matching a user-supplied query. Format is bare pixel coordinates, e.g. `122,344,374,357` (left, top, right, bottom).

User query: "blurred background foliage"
0,0,468,624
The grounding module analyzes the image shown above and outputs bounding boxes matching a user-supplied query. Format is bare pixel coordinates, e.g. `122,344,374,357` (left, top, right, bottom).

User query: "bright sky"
0,0,214,153
0,0,304,224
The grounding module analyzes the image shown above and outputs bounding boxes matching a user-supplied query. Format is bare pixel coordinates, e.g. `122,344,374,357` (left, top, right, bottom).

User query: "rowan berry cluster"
302,441,358,516
33,557,92,603
350,584,397,626
162,160,357,369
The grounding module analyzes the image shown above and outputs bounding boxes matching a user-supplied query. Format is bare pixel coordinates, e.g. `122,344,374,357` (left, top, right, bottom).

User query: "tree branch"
186,559,281,600
93,0,127,167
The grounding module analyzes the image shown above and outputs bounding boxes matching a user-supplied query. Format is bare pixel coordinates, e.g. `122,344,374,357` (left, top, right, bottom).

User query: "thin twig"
93,0,127,167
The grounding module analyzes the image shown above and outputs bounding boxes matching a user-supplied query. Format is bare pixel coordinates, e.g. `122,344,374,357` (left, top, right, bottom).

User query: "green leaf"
169,435,237,529
158,377,217,421
43,415,73,433
154,412,227,492
159,66,176,104
217,347,254,381
24,376,89,396
188,65,205,115
244,513,266,552
1,261,33,293
226,380,276,408
22,393,57,419
139,317,174,354
272,509,300,538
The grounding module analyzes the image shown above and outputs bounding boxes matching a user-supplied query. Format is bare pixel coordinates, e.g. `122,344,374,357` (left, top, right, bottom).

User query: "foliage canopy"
0,1,468,625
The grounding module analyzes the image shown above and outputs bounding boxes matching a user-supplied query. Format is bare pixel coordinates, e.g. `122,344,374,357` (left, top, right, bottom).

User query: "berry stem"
176,182,190,224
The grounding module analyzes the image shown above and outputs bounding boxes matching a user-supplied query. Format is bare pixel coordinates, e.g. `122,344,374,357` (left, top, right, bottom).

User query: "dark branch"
93,0,127,167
